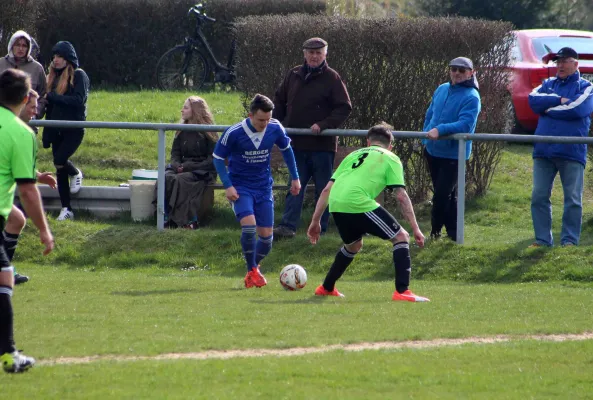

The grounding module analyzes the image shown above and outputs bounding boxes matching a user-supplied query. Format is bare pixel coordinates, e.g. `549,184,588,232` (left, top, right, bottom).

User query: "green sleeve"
385,154,405,187
12,129,37,180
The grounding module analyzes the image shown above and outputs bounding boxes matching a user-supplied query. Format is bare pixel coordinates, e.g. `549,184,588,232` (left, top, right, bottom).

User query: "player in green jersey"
307,124,429,302
0,69,54,373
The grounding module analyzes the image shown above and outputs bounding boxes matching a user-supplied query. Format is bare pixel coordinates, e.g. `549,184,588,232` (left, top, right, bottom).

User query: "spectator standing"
159,96,218,229
0,30,47,120
422,57,481,241
528,47,593,247
43,41,90,221
0,69,54,373
213,95,300,288
273,37,352,239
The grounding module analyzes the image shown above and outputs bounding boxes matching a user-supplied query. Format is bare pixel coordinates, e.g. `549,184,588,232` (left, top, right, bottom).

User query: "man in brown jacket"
273,37,352,239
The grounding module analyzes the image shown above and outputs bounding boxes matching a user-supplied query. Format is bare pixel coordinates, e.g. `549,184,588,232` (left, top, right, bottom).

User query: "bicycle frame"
189,21,232,73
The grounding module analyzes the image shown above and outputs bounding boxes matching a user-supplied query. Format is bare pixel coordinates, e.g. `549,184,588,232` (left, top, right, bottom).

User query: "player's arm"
278,144,300,196
307,180,334,244
17,182,54,255
212,129,238,201
394,187,424,247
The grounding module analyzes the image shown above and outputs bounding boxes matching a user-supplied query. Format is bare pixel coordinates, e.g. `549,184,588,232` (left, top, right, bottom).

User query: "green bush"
34,0,325,87
234,14,514,201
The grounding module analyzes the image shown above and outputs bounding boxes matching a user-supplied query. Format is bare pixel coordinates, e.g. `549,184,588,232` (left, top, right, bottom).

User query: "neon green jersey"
329,145,405,213
0,106,37,219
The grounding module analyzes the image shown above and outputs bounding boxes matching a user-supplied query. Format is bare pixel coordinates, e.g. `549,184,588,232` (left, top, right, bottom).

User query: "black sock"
323,246,356,291
0,289,16,354
2,232,19,262
393,242,411,293
57,168,71,210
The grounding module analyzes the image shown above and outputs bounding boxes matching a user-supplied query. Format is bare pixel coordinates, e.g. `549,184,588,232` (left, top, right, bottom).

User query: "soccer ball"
279,264,307,291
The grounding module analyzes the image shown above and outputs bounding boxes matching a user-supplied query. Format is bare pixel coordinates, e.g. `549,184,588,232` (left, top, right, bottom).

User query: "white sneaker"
57,207,74,221
1,351,35,373
70,170,83,194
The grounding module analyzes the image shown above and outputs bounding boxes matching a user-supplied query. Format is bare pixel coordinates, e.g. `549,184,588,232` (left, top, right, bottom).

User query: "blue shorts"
230,187,274,227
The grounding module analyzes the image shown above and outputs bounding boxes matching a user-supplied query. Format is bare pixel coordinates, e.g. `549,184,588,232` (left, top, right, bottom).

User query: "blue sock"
241,225,257,271
255,234,273,265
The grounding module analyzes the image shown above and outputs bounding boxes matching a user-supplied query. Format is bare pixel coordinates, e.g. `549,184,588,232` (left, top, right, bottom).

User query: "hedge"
33,0,325,87
233,14,514,201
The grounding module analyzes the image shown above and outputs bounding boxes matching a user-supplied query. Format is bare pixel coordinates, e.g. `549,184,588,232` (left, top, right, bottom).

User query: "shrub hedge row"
234,14,514,200
32,0,325,86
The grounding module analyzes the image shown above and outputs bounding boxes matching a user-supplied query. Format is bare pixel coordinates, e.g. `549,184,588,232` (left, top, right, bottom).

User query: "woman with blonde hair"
160,96,218,229
42,41,90,221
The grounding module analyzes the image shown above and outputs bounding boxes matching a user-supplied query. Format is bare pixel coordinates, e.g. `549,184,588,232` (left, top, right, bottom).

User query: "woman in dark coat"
162,96,218,229
43,41,90,221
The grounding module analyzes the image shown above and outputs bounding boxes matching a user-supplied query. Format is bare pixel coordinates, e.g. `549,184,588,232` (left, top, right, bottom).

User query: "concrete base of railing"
15,185,132,217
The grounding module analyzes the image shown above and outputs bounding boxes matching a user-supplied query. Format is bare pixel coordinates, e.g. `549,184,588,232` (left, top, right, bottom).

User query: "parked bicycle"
156,3,236,90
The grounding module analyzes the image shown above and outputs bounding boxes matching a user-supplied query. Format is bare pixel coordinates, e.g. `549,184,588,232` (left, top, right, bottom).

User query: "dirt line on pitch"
39,332,593,366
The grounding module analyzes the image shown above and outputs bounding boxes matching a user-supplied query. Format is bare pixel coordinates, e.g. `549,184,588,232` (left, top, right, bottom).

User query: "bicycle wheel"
156,46,209,91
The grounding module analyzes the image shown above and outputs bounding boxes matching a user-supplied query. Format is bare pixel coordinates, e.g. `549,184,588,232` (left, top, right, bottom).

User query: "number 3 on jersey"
352,152,369,169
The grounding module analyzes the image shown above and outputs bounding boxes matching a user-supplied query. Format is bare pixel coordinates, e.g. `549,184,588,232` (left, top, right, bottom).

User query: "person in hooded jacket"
42,41,90,221
422,57,481,241
0,30,47,120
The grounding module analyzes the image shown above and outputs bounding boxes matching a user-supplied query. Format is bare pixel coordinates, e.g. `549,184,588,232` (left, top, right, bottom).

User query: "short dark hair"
0,69,31,107
367,123,393,146
250,94,274,114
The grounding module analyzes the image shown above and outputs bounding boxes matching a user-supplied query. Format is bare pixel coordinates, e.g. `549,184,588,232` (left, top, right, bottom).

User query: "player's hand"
426,128,439,140
311,124,321,135
561,97,570,104
307,221,321,244
225,186,239,202
37,172,57,189
290,179,301,196
39,229,54,256
177,166,184,173
413,228,425,248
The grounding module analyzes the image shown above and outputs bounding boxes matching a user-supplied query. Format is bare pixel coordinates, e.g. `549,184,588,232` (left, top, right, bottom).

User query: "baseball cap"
449,57,474,70
552,47,578,61
303,37,328,49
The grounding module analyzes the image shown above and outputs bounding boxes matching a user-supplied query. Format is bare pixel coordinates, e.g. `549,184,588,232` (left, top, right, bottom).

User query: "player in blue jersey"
213,94,301,288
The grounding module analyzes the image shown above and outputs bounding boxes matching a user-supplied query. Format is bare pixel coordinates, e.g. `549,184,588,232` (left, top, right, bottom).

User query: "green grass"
9,90,593,397
35,90,245,186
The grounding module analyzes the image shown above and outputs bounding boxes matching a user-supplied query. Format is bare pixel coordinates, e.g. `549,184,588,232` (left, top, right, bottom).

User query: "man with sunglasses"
528,47,593,247
422,57,481,241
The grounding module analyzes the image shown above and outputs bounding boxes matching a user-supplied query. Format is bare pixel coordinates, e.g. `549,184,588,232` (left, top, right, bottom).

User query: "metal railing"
30,119,593,243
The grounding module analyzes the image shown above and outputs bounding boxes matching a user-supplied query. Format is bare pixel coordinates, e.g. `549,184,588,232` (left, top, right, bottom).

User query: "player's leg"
0,217,34,373
4,206,28,284
254,191,274,267
315,212,365,297
232,191,266,288
362,206,429,302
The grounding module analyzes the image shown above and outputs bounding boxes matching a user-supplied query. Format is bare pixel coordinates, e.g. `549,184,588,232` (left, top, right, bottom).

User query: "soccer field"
4,266,593,399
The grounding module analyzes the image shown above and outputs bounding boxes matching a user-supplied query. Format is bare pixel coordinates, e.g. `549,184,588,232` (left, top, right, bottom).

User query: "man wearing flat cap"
273,37,352,239
422,56,481,241
528,47,593,247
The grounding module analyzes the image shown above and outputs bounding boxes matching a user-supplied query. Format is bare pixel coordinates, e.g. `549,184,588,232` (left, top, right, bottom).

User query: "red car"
509,29,593,133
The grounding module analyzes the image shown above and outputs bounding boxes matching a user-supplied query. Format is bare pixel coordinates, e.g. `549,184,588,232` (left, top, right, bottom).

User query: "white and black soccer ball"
279,264,307,291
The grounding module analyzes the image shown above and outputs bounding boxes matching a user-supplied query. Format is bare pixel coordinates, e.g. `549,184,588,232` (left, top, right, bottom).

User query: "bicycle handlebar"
188,5,216,23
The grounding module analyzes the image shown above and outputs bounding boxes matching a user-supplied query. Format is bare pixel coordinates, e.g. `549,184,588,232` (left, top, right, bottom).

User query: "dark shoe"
273,225,296,239
182,222,199,230
14,274,29,285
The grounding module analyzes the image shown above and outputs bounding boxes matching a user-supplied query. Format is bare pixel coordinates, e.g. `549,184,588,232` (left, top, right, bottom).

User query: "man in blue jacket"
528,47,593,247
422,57,481,241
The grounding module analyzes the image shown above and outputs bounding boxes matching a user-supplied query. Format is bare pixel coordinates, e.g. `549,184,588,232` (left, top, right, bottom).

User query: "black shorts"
332,206,402,245
0,216,11,269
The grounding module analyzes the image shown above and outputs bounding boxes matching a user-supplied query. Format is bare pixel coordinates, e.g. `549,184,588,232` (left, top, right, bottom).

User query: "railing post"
157,129,166,231
456,138,466,244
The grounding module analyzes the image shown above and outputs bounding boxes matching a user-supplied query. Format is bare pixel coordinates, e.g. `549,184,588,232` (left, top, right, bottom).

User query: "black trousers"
424,149,458,238
50,128,84,209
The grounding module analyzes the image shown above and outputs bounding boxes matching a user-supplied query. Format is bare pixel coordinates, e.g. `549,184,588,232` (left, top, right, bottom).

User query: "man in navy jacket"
528,47,593,247
422,57,481,241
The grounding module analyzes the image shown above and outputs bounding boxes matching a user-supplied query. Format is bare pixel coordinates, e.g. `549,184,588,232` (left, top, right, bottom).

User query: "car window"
511,41,522,62
532,37,593,59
